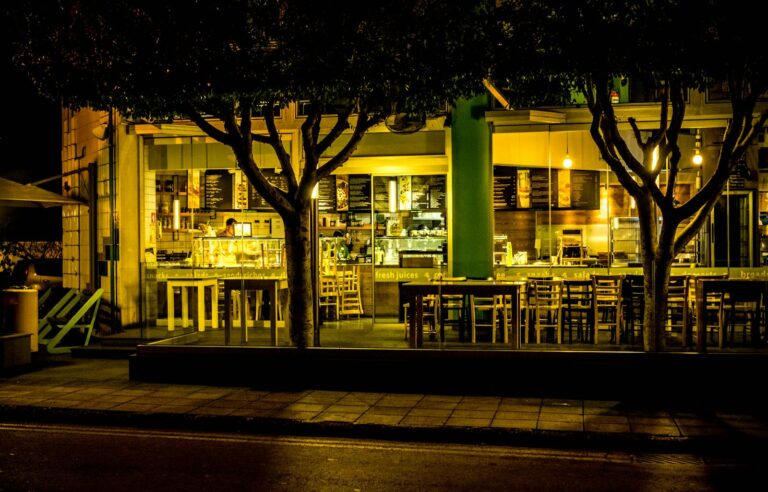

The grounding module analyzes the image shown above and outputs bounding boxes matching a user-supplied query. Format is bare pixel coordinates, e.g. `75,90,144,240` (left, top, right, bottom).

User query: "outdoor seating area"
122,272,768,353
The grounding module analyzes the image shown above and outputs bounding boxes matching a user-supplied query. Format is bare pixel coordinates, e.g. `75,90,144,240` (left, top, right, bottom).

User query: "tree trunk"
282,205,314,348
642,252,673,352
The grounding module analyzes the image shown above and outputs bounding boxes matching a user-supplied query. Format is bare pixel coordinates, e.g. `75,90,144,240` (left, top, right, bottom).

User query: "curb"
1,403,763,458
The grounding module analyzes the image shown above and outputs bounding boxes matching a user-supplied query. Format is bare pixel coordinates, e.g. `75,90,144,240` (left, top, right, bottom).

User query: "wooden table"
222,277,288,346
401,280,524,348
695,278,768,352
166,278,219,332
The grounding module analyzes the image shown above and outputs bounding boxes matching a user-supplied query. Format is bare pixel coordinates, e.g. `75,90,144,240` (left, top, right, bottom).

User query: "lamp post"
311,183,320,346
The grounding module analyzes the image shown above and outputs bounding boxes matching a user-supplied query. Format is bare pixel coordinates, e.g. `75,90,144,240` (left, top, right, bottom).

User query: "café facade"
57,87,768,355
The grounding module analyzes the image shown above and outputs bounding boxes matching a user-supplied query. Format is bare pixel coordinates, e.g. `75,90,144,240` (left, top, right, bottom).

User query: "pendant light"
692,129,703,166
562,132,573,169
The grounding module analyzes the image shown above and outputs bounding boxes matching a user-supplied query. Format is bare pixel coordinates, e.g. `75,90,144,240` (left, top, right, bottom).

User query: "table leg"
696,282,705,353
197,284,205,332
416,294,424,348
240,286,247,344
181,287,189,328
167,282,175,331
408,293,417,348
224,286,231,345
510,289,520,349
211,282,219,330
270,282,278,347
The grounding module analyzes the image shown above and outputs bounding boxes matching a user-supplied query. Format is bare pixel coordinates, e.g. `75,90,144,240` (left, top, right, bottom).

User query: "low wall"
129,345,768,408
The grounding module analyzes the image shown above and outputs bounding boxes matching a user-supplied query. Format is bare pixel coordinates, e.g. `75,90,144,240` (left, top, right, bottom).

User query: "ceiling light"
562,132,573,168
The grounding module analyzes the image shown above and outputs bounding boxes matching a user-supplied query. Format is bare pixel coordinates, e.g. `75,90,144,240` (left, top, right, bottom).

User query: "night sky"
1,24,62,241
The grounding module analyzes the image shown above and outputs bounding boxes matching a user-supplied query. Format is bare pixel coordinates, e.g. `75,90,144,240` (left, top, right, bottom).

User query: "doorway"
712,191,755,267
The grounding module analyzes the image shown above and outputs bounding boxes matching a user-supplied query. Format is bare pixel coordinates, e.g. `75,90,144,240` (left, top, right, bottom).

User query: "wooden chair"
622,275,644,344
469,295,507,343
562,280,592,343
687,275,727,347
721,283,762,348
591,275,624,344
318,275,340,321
38,288,103,354
402,295,439,341
338,265,363,318
434,277,468,342
526,279,563,344
665,276,689,346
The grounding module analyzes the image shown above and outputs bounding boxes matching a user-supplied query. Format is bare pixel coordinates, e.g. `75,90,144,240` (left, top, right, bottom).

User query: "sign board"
493,166,599,210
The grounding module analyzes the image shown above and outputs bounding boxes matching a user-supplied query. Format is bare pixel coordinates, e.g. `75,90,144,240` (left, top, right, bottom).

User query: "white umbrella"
0,176,83,208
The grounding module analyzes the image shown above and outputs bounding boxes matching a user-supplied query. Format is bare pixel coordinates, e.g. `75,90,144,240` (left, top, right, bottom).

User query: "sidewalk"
2,354,768,456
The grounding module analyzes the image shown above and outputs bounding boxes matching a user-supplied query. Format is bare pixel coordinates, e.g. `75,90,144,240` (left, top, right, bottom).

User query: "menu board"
373,176,390,212
348,174,371,210
493,166,517,209
336,174,349,211
530,169,553,209
317,175,336,212
429,175,446,209
233,171,249,210
494,166,599,210
204,170,233,210
398,176,412,210
570,170,600,209
248,170,289,209
411,176,430,210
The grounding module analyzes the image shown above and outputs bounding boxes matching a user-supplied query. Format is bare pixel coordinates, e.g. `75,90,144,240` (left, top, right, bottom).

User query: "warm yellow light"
172,198,181,230
311,183,319,199
651,146,659,170
562,154,573,169
388,179,397,213
692,149,703,166
630,196,636,210
599,186,608,219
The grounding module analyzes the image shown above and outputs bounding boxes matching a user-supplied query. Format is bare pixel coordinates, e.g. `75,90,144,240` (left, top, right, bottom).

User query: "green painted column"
450,94,493,279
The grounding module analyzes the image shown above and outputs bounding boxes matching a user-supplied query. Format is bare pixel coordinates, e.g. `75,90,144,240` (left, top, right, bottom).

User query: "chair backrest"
530,279,563,309
591,275,624,305
563,280,592,307
668,275,689,302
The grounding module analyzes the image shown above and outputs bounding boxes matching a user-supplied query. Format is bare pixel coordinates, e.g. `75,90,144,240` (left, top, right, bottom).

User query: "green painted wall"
450,95,493,279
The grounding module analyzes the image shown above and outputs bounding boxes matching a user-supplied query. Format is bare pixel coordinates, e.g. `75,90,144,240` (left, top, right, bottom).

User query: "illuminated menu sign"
204,170,233,210
316,175,336,212
348,174,371,210
493,166,599,210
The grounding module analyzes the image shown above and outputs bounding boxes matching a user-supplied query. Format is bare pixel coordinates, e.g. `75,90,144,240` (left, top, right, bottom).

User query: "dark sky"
1,24,63,241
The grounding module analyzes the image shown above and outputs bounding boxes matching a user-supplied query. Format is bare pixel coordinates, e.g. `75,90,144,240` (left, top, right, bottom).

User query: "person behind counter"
218,218,237,237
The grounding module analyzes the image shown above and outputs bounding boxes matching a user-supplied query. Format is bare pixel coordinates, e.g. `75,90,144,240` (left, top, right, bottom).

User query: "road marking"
0,422,658,464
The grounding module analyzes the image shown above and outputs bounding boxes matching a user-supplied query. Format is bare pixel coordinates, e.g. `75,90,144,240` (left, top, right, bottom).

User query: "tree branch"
663,81,685,201
263,99,297,194
185,104,235,147
316,102,355,157
593,84,653,182
316,109,383,182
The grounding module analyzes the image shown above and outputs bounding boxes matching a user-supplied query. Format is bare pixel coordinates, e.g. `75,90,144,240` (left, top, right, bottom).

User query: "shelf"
158,213,194,217
156,191,188,195
160,228,201,233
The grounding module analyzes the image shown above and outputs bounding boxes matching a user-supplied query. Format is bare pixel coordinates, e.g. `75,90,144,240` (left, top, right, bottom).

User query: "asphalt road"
0,422,759,491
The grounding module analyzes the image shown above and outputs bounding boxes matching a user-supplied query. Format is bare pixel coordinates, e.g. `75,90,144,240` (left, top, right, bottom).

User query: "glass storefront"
133,120,766,351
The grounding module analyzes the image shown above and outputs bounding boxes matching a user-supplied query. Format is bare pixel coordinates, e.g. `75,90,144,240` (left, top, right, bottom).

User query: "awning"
0,176,84,208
